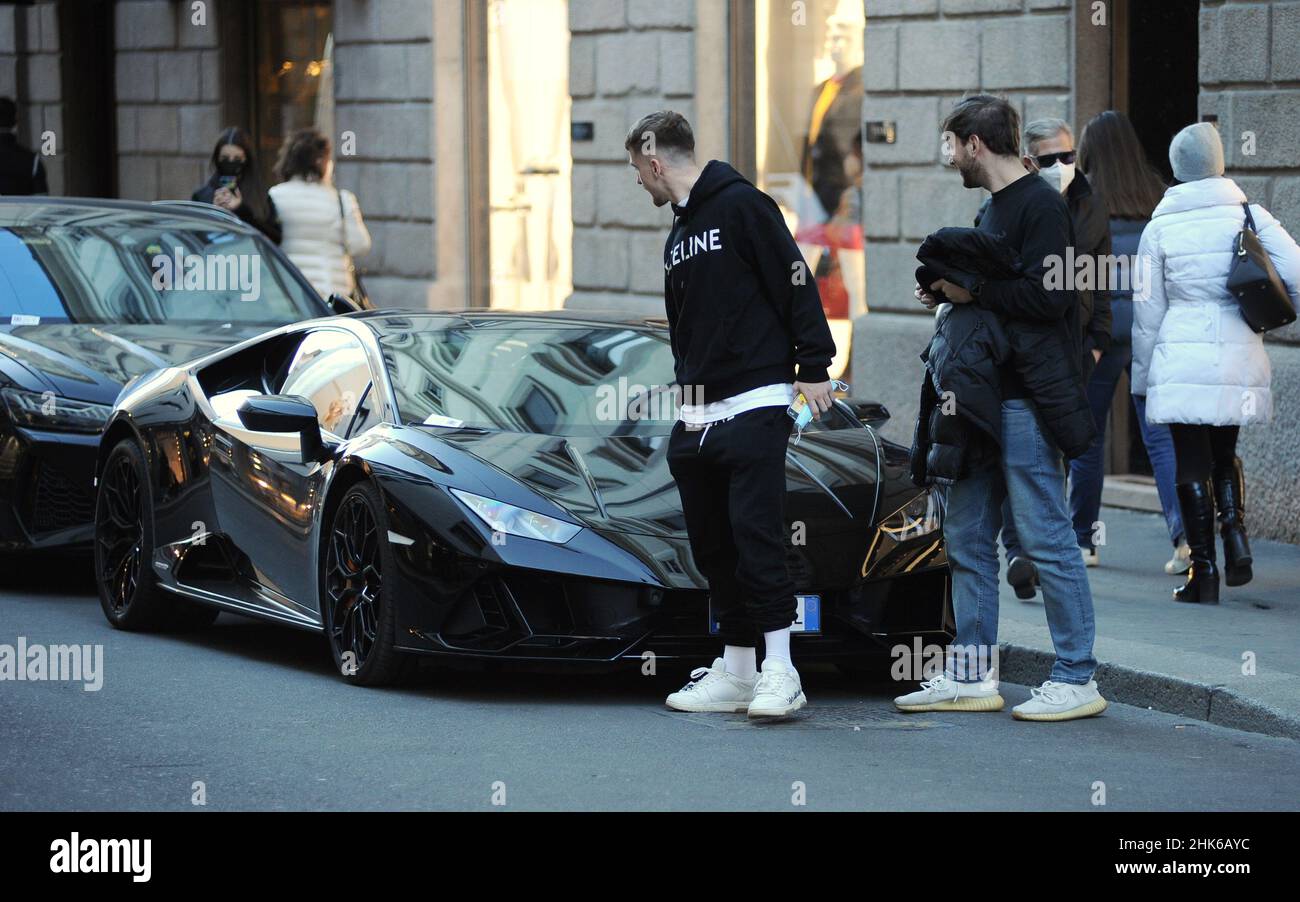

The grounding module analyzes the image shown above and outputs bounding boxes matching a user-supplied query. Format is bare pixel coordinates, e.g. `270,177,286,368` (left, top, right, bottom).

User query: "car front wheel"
322,482,409,686
94,439,217,631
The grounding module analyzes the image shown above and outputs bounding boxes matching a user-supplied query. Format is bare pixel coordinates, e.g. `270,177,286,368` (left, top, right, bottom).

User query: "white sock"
722,645,757,680
763,628,793,667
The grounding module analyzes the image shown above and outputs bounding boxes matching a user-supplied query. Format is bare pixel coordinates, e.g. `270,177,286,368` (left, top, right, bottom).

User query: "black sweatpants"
666,405,796,647
1168,423,1240,483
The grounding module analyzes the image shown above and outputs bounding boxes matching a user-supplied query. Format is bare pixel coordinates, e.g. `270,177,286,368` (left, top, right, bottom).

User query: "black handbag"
1227,202,1295,333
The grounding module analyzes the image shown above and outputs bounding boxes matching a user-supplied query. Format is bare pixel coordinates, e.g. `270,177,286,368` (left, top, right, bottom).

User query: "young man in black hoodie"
625,111,836,718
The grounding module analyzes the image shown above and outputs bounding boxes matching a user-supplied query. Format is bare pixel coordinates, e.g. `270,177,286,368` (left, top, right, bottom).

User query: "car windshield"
0,218,324,326
379,323,683,437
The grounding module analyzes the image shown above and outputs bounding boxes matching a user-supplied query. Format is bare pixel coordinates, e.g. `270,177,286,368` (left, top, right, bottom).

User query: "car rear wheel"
94,439,217,631
322,482,409,686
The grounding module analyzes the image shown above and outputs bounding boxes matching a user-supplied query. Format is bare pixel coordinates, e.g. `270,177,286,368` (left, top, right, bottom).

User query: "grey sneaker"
1012,680,1108,721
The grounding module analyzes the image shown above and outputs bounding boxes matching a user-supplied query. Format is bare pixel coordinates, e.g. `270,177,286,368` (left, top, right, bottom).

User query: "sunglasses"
1033,150,1077,168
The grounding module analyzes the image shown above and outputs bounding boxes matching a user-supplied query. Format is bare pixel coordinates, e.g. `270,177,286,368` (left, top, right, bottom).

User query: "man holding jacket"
624,110,836,719
896,95,1106,722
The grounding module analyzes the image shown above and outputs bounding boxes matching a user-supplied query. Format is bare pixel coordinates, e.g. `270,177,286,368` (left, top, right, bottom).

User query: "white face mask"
1038,161,1075,195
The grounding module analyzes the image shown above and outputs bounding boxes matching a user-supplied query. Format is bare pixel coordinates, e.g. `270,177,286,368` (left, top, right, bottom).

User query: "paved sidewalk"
994,506,1300,739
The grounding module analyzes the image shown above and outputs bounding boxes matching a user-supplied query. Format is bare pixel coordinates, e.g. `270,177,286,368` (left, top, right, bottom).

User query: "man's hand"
931,278,973,304
915,283,939,311
795,380,835,420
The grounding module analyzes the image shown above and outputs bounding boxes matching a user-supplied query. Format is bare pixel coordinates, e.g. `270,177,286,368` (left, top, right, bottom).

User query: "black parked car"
94,310,953,682
0,197,336,557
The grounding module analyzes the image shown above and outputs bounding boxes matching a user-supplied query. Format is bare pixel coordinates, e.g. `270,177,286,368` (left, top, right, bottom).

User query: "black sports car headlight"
1,388,112,433
879,489,944,541
450,488,583,544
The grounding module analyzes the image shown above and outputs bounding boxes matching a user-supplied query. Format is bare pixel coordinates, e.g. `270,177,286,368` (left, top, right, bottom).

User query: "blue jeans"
944,400,1098,685
1002,345,1184,557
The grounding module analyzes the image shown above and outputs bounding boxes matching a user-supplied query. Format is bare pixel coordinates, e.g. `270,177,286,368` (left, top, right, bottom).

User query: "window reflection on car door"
211,328,381,611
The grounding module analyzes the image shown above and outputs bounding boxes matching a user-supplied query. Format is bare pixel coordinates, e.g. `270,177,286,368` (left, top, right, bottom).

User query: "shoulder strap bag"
1227,202,1295,333
335,187,370,308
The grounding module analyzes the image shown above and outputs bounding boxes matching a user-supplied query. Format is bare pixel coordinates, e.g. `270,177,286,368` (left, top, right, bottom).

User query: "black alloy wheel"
323,482,407,685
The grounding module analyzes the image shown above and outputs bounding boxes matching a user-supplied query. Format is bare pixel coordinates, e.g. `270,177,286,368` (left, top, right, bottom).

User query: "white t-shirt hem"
678,383,794,426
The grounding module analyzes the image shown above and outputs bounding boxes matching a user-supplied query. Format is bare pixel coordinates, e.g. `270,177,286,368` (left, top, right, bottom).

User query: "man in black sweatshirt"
624,110,836,719
893,95,1106,722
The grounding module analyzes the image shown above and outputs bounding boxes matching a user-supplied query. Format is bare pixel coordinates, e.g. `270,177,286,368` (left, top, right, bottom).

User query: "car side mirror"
237,394,328,462
841,398,890,430
327,293,361,315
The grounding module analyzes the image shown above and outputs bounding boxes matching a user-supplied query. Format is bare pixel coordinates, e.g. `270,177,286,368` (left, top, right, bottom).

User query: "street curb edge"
998,642,1300,741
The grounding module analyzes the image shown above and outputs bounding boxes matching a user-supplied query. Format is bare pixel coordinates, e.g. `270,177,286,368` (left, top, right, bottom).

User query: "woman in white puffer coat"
269,128,372,301
1132,122,1300,604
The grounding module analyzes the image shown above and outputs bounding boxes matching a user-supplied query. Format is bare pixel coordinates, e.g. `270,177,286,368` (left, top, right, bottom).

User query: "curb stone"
999,642,1300,741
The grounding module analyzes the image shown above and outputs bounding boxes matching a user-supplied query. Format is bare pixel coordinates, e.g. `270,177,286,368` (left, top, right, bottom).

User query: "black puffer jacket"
910,302,1009,486
915,228,1096,464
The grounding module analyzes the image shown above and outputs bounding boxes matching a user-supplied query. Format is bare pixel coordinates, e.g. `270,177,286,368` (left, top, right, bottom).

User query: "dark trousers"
667,406,796,647
1068,345,1183,547
1169,424,1240,483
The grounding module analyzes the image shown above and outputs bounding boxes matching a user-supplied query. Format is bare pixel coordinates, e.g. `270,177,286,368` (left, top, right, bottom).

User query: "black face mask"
216,158,244,178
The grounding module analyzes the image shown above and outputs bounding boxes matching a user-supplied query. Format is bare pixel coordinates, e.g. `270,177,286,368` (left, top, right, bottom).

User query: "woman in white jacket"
269,128,372,301
1132,122,1300,603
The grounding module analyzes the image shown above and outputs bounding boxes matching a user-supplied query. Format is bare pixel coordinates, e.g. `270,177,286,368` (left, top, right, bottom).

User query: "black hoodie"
663,160,836,405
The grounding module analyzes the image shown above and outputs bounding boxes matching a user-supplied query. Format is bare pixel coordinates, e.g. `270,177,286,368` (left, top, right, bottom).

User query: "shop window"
754,0,864,378
251,1,334,186
487,0,573,310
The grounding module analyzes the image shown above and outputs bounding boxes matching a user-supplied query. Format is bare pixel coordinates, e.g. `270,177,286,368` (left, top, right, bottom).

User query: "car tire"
321,481,410,686
94,438,211,631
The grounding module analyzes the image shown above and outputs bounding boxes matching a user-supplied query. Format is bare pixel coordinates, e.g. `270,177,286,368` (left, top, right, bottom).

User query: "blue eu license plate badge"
709,595,821,634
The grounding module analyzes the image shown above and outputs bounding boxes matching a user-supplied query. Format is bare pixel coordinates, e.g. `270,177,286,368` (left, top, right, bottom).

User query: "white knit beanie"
1169,121,1225,182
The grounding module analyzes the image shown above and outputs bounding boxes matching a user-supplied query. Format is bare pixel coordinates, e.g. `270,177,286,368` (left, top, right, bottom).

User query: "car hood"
427,426,881,538
0,323,277,404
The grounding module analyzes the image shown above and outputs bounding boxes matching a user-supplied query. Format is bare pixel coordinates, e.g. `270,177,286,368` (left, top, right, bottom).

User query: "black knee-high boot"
1174,481,1219,604
1213,456,1253,587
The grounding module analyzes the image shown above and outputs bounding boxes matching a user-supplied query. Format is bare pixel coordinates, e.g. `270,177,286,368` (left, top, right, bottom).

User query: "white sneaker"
1012,679,1108,721
747,658,807,718
894,673,1004,712
665,658,756,713
1165,543,1192,575
1081,546,1099,567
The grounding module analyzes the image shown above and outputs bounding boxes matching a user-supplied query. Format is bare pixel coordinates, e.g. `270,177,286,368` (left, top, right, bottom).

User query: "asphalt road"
2,562,1297,812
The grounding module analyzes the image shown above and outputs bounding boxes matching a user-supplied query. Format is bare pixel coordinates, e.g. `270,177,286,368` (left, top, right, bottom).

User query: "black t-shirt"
974,172,1076,399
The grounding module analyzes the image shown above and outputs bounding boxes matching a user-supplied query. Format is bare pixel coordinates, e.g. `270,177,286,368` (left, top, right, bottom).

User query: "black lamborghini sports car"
0,197,336,557
94,309,953,683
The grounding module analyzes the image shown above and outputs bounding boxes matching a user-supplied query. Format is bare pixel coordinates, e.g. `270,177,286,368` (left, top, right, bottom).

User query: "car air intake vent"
28,463,94,533
473,580,511,633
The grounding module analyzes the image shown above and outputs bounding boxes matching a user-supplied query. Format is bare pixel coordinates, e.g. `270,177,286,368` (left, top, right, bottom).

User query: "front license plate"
709,595,821,635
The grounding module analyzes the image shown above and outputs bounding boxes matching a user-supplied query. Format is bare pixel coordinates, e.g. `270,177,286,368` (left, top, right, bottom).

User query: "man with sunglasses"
989,120,1113,595
1019,120,1112,391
